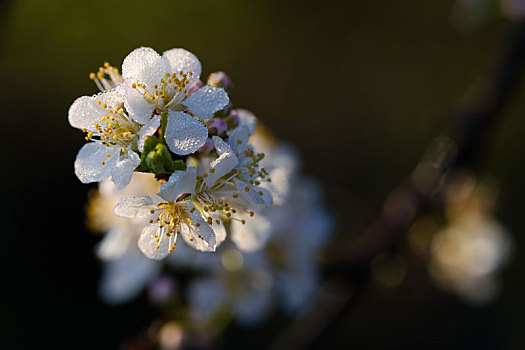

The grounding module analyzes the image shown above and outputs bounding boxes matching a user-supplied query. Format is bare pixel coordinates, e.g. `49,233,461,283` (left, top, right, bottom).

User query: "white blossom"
120,47,229,155
87,173,162,305
113,167,227,260
69,89,160,189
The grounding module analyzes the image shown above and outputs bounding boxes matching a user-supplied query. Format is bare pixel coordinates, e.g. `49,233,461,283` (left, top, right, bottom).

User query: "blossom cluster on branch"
69,47,334,340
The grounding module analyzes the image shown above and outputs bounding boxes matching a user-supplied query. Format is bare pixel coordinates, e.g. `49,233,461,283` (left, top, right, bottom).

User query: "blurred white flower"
429,217,511,304
120,47,229,155
428,174,512,304
87,173,162,305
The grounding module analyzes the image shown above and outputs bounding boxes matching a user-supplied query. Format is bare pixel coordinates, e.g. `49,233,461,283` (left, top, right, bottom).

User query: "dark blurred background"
1,0,525,348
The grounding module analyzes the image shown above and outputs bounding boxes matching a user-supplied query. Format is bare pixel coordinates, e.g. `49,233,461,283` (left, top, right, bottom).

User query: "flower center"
83,101,139,165
195,191,253,226
131,71,194,112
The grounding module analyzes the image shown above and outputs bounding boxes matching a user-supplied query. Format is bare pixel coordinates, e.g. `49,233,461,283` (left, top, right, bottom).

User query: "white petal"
113,196,156,219
111,151,141,190
158,167,197,201
137,115,161,151
236,109,257,134
213,135,234,156
138,223,173,260
68,91,122,131
228,126,250,155
96,227,132,261
181,210,216,252
231,214,272,252
203,136,238,187
74,143,119,184
162,48,202,79
122,47,168,88
98,247,160,305
188,278,225,323
233,179,273,205
210,213,227,247
165,111,208,155
234,269,273,325
184,86,229,120
120,79,156,124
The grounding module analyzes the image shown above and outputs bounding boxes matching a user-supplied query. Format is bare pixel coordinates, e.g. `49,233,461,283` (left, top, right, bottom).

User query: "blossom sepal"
135,135,186,175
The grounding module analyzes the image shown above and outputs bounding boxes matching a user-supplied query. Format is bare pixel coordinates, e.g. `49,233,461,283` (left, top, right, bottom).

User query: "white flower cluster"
70,47,275,259
74,47,335,334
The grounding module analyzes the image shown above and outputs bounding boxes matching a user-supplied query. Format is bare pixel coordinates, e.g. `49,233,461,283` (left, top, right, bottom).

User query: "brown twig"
268,20,525,350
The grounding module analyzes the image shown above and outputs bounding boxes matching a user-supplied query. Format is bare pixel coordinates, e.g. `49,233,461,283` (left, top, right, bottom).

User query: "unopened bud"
225,109,240,129
186,79,203,96
207,118,227,136
198,138,214,154
207,71,233,89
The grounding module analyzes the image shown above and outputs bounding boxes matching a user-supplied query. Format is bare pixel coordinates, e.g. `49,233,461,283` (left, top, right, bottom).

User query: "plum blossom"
69,89,160,189
113,167,227,260
120,47,229,155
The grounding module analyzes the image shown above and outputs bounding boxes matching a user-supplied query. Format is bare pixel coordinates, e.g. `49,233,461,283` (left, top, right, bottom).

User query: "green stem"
159,111,169,144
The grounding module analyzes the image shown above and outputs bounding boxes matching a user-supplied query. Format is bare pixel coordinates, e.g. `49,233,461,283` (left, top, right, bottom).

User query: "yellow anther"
209,168,215,174
233,194,239,199
165,72,171,78
101,161,105,165
258,191,263,196
153,84,158,89
207,217,213,225
150,209,155,214
236,140,242,144
203,173,208,178
132,83,137,89
244,187,250,192
249,211,254,217
149,219,154,223
82,128,87,132
195,223,201,227
96,101,102,105
189,237,194,242
189,71,193,76
122,147,127,152
88,132,94,138
89,73,96,80
215,219,220,225
102,104,107,109
241,219,246,225
105,154,111,158
113,135,118,140
103,62,110,68
179,71,183,75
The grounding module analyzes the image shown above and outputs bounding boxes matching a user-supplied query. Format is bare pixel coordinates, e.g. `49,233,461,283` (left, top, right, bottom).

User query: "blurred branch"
269,20,525,350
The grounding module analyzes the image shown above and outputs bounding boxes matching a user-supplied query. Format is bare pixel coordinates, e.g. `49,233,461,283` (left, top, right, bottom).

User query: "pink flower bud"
207,118,227,136
227,109,240,128
186,79,203,96
198,138,214,154
207,71,233,89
